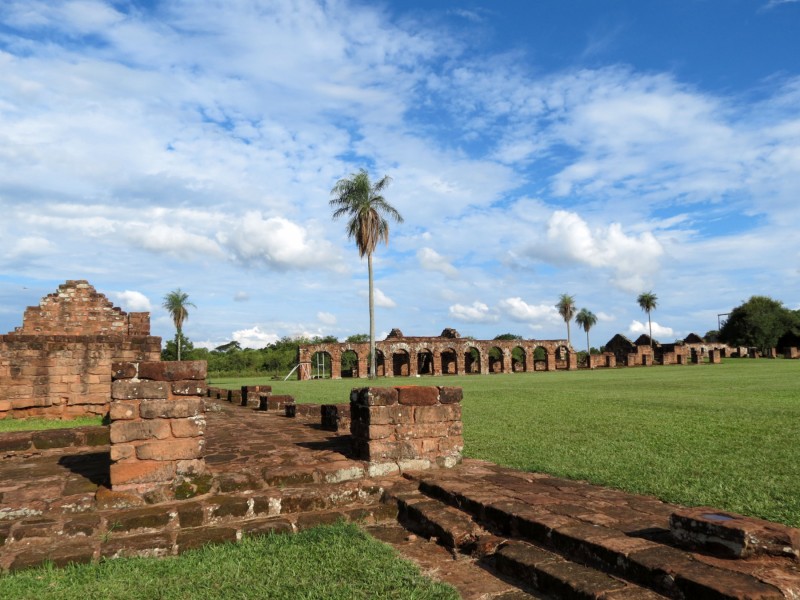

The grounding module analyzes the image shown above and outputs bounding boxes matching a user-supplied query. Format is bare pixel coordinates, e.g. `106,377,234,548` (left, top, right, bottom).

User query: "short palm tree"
162,289,195,361
575,308,597,368
330,169,403,379
637,291,658,348
556,293,576,346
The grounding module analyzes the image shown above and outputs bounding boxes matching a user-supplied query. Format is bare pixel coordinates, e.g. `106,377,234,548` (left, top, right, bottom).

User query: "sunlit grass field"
0,415,103,433
212,359,800,526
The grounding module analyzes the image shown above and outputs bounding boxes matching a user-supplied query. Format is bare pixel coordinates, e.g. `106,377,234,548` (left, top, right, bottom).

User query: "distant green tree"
346,333,370,343
556,294,576,346
215,341,242,353
163,289,195,361
719,296,797,354
494,333,523,341
704,330,720,343
636,291,658,348
162,332,195,361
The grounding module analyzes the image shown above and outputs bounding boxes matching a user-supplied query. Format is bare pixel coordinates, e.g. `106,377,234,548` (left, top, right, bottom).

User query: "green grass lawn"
0,522,458,600
212,359,800,527
0,416,103,433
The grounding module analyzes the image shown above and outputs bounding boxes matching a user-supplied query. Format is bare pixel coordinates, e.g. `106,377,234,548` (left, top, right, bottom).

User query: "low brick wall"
350,386,463,474
242,385,271,409
321,404,350,432
0,425,109,458
109,361,207,500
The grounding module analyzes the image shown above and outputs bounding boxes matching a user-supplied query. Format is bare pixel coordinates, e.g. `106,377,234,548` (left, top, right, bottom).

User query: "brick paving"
2,399,799,599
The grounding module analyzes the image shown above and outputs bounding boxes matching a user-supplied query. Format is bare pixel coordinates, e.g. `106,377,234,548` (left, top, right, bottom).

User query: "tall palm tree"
575,308,597,368
637,291,658,348
163,289,195,361
556,293,576,346
330,169,403,379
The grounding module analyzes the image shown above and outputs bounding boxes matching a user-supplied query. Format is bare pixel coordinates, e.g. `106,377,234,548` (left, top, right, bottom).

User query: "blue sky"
1,0,799,350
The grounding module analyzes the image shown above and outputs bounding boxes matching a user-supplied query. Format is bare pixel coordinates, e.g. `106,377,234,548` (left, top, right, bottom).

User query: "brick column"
432,350,442,376
350,386,463,476
242,385,271,408
546,350,557,371
567,351,578,370
502,349,513,374
110,361,207,500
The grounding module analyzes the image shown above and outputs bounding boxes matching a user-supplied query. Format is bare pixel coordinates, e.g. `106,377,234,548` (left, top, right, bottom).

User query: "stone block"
176,527,238,553
171,416,205,438
414,403,461,423
135,438,204,461
110,460,177,485
438,386,463,404
138,361,207,381
139,397,203,419
0,400,12,412
112,380,168,400
110,444,135,461
110,400,139,420
356,387,398,406
110,420,172,443
397,386,439,406
31,429,81,449
171,380,206,396
115,506,173,532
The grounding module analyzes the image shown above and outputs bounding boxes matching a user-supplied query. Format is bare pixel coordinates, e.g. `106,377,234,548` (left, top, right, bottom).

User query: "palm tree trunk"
647,313,653,348
368,253,376,379
177,328,182,361
566,321,571,347
586,331,591,369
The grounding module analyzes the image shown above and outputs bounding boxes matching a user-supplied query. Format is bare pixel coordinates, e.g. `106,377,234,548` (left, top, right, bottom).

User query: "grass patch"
0,521,458,600
0,416,103,433
212,359,800,526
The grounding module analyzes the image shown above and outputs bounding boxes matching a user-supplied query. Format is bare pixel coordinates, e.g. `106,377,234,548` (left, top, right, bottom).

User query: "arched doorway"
441,348,458,375
341,349,358,378
310,351,332,379
392,349,410,376
370,350,386,377
488,346,504,373
512,346,526,372
464,346,481,374
417,348,434,375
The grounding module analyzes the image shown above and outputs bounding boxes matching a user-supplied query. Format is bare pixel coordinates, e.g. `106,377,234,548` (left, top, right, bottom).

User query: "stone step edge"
0,425,109,457
409,477,787,600
1,502,397,573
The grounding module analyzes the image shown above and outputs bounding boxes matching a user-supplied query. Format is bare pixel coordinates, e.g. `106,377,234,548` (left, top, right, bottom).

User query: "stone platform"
2,398,799,599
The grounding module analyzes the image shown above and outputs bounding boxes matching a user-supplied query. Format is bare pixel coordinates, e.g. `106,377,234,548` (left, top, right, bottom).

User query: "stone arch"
488,346,504,373
441,347,458,375
371,349,386,377
311,351,333,379
392,349,410,377
465,346,481,374
417,348,434,375
340,349,358,378
556,344,570,369
512,346,526,372
532,346,547,370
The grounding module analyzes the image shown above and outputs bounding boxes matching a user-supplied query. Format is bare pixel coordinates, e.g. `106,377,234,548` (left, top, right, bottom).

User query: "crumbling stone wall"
0,281,160,420
109,361,207,500
298,328,569,380
350,385,463,475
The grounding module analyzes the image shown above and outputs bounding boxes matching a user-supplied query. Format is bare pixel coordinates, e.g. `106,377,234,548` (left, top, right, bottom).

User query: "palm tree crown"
575,308,597,367
330,169,403,379
637,291,658,348
163,289,195,361
556,293,576,346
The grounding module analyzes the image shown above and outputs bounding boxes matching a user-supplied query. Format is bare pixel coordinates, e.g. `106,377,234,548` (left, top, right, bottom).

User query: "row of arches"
306,344,573,379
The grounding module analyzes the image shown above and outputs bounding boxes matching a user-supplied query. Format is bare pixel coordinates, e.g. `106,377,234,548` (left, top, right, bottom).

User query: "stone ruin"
297,328,576,379
0,280,161,420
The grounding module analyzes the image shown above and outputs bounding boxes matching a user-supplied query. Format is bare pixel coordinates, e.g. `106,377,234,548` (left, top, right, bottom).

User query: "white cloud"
219,213,339,271
233,291,250,302
128,223,224,260
374,288,397,308
528,210,664,292
498,297,561,324
449,301,498,323
628,320,674,339
417,247,458,277
111,290,151,312
9,236,54,258
231,326,279,349
317,311,337,325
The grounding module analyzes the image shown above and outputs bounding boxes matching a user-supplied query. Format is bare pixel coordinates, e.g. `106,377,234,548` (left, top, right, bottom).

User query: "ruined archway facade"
297,328,573,380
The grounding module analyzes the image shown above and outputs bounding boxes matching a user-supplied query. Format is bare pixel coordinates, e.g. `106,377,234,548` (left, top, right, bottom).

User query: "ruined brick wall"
350,386,463,475
0,281,160,420
110,361,207,499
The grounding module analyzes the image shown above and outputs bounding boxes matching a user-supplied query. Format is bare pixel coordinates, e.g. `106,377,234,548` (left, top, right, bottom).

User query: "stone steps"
388,475,790,600
0,478,400,572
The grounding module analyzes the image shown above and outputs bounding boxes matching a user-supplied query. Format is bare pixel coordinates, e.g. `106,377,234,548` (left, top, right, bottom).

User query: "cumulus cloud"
417,247,458,277
231,326,279,349
449,301,498,323
233,291,250,302
374,288,397,308
219,213,339,271
317,311,337,325
128,223,224,260
628,320,674,339
8,236,55,258
111,290,151,312
498,297,561,325
527,210,664,292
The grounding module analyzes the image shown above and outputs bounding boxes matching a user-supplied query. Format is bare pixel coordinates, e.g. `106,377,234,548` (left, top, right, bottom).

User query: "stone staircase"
385,470,798,600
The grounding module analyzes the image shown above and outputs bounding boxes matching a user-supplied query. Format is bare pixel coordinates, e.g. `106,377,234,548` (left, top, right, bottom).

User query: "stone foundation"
350,386,463,474
109,361,207,500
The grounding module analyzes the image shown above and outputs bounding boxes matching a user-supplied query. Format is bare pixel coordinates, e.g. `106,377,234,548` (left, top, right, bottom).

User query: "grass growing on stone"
0,416,103,433
211,359,800,526
0,522,458,600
